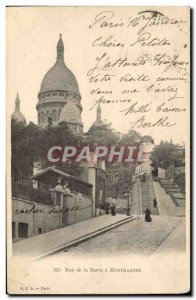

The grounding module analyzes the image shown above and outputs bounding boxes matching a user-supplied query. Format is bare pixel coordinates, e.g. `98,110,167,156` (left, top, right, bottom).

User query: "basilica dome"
39,62,80,95
36,35,82,130
39,34,80,96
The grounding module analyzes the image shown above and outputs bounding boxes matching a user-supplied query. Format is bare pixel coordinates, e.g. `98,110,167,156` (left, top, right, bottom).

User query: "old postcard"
7,6,191,294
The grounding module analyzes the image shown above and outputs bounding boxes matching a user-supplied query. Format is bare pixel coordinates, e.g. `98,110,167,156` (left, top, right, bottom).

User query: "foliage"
150,141,180,170
84,123,119,146
174,173,185,193
119,130,141,145
11,120,41,182
39,122,80,170
11,118,151,184
11,120,80,181
12,181,54,206
140,135,154,144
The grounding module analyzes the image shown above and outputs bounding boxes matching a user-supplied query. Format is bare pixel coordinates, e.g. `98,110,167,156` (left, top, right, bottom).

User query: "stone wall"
12,197,61,242
12,191,94,242
63,192,93,225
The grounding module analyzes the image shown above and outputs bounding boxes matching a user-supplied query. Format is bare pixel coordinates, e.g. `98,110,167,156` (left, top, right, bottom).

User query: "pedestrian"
153,198,157,208
111,204,116,216
144,208,152,222
105,203,110,214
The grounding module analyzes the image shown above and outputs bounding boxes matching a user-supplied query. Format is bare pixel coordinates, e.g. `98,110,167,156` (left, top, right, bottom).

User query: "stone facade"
12,190,94,242
12,197,61,242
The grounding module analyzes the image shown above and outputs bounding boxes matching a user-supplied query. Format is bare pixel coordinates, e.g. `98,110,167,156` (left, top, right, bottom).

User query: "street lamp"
127,193,131,216
124,191,131,216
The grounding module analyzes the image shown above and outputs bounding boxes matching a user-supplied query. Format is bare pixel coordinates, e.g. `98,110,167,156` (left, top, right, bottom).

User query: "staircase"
140,179,159,215
159,179,186,207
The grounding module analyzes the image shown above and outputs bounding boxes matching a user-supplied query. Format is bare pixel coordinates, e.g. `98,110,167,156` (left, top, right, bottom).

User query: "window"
18,223,28,238
48,117,52,126
12,222,15,238
59,92,64,96
52,92,57,96
38,228,42,234
47,93,50,97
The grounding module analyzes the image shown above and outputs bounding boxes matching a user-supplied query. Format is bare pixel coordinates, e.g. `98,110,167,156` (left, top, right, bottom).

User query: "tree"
119,130,141,145
11,120,41,182
38,122,81,171
84,123,119,146
150,141,179,170
140,135,154,144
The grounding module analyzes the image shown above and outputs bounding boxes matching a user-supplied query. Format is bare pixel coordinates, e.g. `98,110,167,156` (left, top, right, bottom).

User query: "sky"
7,7,190,145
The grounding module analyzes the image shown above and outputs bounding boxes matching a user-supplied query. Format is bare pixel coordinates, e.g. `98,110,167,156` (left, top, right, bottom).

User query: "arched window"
113,173,121,184
48,117,52,126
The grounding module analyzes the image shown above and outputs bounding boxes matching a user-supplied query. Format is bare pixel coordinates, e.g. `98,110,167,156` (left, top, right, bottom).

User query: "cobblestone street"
57,215,185,257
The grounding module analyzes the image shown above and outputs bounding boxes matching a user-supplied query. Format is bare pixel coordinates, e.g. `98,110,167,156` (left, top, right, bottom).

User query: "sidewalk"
152,217,186,254
13,214,135,259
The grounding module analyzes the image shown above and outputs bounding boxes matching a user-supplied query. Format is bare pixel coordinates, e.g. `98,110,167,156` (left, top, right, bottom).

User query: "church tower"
11,93,26,123
36,34,83,133
87,103,111,143
91,102,105,129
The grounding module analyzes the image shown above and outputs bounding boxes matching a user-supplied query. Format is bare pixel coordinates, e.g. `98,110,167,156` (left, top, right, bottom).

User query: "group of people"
105,197,157,221
105,203,116,216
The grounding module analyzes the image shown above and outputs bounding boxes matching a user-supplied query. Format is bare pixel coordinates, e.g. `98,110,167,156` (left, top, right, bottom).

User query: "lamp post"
124,191,131,216
127,193,131,216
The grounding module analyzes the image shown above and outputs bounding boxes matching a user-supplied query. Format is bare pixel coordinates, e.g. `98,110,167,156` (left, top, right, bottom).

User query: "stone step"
140,180,159,216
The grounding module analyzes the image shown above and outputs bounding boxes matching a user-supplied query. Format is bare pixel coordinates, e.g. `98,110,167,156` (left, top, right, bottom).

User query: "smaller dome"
11,93,26,123
59,102,81,124
11,111,26,123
